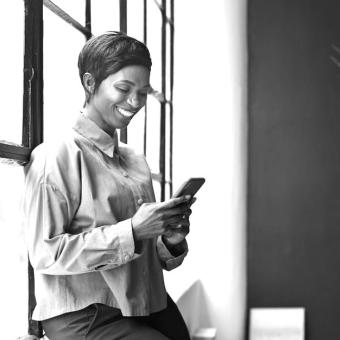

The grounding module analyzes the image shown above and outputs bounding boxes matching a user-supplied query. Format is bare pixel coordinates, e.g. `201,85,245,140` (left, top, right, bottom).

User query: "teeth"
117,107,135,118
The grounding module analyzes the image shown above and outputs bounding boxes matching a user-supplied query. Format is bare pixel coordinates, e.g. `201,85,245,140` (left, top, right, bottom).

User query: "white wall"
164,1,248,339
0,1,247,338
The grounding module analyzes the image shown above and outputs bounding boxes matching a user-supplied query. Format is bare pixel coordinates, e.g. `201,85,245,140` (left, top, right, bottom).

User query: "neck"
83,104,116,137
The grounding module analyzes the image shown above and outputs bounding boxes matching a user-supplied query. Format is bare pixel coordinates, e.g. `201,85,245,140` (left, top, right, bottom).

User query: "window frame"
0,0,43,163
0,0,175,337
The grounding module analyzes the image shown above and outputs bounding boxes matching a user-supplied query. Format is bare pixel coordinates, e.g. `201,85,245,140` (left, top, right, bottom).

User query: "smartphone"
172,177,205,198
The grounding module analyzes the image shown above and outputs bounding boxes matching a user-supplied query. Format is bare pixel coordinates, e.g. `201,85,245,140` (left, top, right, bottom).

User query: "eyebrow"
116,80,151,89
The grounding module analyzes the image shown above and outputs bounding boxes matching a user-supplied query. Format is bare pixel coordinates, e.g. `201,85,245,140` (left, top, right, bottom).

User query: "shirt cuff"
115,218,136,263
157,236,188,271
97,218,135,270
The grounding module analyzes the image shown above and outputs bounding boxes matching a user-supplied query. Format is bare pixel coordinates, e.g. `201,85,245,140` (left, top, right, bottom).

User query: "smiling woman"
77,32,152,136
83,65,151,133
23,31,192,340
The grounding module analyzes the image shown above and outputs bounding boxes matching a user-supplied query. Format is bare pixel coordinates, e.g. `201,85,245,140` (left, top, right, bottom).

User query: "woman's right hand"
131,195,192,241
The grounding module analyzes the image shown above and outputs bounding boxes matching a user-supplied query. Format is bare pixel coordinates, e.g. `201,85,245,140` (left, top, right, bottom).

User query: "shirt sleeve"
156,236,188,271
25,179,138,276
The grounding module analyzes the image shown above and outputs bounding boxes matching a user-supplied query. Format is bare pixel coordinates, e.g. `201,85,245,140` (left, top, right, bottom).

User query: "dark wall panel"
248,0,340,339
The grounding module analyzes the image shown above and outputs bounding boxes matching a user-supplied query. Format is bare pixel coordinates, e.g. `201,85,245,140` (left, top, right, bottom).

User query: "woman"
24,32,192,340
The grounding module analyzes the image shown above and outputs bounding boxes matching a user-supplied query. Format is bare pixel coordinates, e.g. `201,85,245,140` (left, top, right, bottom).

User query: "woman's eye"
115,86,129,93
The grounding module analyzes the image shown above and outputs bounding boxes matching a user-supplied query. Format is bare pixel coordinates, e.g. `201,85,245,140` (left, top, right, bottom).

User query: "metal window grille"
0,0,174,337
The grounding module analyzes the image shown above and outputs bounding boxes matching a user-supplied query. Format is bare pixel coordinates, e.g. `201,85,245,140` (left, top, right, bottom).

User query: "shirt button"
122,171,128,177
137,198,144,205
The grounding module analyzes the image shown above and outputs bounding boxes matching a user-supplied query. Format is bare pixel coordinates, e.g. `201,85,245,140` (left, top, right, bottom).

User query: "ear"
83,72,95,94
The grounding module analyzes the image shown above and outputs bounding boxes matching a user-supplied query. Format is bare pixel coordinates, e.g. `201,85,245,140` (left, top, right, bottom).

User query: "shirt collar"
73,112,119,158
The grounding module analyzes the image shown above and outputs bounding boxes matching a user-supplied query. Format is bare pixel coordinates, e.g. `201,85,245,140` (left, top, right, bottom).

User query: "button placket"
119,161,146,210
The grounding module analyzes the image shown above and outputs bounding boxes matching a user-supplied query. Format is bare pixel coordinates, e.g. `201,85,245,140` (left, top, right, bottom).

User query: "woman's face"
87,65,150,135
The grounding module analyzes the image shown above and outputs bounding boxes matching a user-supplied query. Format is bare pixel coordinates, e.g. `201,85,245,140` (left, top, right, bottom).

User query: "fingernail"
185,195,191,200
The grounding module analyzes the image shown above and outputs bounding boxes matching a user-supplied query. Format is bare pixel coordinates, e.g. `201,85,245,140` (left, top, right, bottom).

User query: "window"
0,0,174,337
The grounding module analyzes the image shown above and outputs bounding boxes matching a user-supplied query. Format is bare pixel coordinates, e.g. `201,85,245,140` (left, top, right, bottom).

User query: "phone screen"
172,177,205,198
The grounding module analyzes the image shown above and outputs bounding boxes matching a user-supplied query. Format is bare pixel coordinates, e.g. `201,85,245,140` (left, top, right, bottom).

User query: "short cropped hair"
78,31,152,102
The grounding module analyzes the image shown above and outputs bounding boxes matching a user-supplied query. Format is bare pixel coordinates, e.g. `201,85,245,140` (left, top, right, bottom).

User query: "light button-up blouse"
23,113,188,321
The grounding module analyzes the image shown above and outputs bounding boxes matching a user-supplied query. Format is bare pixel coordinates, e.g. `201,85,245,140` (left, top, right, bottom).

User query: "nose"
127,92,142,109
127,91,146,110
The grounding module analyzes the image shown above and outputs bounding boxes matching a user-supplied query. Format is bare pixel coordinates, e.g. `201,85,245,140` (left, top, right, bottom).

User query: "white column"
165,1,248,339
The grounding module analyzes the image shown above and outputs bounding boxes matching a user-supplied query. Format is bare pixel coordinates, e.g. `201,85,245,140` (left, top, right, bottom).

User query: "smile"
116,107,137,118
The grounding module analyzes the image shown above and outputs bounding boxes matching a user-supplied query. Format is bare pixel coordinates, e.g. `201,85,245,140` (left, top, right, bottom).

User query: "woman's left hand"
162,197,196,249
162,207,192,246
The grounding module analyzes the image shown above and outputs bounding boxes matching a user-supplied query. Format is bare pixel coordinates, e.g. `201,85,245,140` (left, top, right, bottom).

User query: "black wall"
248,1,340,339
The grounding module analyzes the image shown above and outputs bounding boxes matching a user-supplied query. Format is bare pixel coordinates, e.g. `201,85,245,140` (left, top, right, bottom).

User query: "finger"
180,224,189,232
168,218,190,228
165,215,189,226
181,219,190,227
162,205,191,218
179,213,191,224
189,197,197,207
167,223,183,229
183,209,192,218
158,195,192,210
166,224,190,237
165,216,183,226
181,225,190,236
177,208,192,221
163,229,173,237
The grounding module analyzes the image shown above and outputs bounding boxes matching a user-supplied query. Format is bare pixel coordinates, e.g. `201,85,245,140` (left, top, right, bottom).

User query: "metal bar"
85,0,92,40
31,0,44,149
143,104,148,156
119,0,128,143
169,102,173,196
143,0,147,156
119,0,127,33
23,3,36,335
169,0,174,197
0,143,30,162
152,0,173,26
24,0,44,337
43,0,92,38
151,172,172,184
28,262,42,337
143,0,147,44
159,0,167,201
22,0,34,148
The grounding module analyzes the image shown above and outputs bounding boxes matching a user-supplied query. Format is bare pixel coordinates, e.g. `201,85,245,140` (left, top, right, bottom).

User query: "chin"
119,117,133,129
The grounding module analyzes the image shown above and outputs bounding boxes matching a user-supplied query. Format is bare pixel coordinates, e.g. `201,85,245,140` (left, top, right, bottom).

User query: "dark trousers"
42,295,190,340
